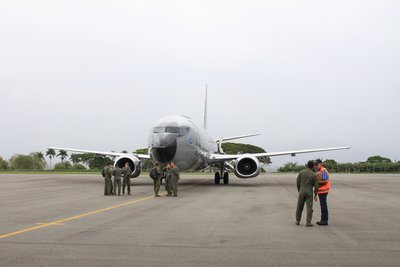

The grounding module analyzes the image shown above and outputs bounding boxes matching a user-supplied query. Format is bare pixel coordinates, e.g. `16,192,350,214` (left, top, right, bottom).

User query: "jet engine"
234,155,261,178
114,155,141,178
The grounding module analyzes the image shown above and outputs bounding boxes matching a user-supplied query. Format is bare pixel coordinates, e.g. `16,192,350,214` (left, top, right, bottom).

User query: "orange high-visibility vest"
318,167,330,194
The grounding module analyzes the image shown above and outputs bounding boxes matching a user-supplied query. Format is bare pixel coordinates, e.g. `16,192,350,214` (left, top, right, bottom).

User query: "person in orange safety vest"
315,159,330,226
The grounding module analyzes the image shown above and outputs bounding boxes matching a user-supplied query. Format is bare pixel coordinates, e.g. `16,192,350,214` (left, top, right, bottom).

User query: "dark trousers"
123,178,131,194
318,193,329,223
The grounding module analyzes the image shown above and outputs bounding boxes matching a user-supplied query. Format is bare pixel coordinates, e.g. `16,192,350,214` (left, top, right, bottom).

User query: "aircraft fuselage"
148,115,217,171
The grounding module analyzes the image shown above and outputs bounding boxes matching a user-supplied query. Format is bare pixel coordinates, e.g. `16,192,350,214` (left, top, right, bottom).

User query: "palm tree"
46,148,56,169
57,150,68,163
70,154,80,165
36,152,45,161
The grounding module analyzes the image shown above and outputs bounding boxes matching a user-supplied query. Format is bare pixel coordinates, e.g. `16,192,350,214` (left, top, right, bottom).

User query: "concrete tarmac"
0,173,400,266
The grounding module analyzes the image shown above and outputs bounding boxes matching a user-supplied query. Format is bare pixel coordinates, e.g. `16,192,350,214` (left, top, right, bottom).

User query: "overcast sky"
1,0,399,166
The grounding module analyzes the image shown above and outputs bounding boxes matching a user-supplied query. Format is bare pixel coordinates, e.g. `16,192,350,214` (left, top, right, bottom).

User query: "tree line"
1,147,399,174
0,149,84,171
0,148,137,171
0,143,270,171
277,156,400,173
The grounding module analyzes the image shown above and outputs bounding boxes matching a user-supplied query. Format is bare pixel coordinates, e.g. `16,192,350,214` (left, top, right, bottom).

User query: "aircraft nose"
152,133,177,148
151,133,178,163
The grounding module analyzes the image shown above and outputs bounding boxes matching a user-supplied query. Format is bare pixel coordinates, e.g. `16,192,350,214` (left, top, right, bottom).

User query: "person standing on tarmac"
165,163,172,197
122,162,132,196
112,165,123,196
295,160,319,227
315,159,330,226
150,163,162,197
170,162,180,197
102,162,113,196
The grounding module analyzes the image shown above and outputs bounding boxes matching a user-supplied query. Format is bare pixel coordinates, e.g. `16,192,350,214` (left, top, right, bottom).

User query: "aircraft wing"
210,146,350,162
49,147,151,160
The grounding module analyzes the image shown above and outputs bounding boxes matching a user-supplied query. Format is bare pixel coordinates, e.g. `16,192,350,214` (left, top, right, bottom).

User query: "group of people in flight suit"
102,161,180,198
102,162,132,196
150,162,180,197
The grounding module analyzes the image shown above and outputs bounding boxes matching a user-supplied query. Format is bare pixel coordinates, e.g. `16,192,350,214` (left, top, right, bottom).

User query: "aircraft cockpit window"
153,127,165,133
165,127,180,134
179,127,190,136
154,126,190,136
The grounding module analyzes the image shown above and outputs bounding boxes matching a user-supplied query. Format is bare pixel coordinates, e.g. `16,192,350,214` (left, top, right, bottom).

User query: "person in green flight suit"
112,165,123,196
295,160,319,227
102,162,113,196
150,163,162,197
170,162,180,197
122,162,132,196
165,163,172,197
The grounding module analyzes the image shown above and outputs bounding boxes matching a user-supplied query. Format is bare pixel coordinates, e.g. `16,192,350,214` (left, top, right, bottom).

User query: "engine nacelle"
234,155,261,179
114,155,141,178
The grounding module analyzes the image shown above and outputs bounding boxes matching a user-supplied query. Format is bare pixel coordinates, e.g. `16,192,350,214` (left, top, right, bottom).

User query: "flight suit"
151,166,162,196
123,166,132,195
170,166,180,197
161,167,168,191
112,166,123,196
103,166,113,195
296,169,318,224
165,168,172,196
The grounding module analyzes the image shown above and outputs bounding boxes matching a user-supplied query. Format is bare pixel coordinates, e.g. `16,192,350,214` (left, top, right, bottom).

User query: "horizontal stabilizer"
216,134,260,143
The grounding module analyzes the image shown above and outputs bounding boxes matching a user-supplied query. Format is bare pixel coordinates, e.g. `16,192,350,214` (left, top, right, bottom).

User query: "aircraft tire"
214,172,221,184
223,172,229,184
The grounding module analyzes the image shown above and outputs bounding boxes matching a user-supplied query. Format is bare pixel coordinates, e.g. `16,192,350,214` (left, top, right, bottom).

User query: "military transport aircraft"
51,89,349,184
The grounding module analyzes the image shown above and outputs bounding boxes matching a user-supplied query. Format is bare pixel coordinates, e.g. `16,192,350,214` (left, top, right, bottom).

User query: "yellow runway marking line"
0,179,209,240
36,223,66,226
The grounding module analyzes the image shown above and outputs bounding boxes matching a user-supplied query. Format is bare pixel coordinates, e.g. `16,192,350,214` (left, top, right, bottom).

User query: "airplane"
51,88,350,184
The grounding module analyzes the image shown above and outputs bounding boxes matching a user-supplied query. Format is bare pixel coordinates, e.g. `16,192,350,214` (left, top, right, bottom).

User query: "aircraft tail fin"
202,84,208,129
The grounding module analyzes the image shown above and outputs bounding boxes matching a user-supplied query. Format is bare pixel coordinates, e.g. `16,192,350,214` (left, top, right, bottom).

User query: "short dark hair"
307,160,315,169
315,159,323,164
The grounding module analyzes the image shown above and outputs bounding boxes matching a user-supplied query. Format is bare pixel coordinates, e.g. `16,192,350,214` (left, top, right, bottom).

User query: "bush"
278,162,305,172
278,157,400,173
9,154,45,170
54,162,72,170
72,164,86,170
0,156,8,169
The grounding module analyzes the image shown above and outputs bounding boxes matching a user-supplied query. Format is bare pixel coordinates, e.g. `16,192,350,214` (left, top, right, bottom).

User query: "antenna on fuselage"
203,84,208,129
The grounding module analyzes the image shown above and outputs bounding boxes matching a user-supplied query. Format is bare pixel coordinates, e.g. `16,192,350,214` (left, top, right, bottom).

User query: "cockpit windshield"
165,127,180,134
153,127,190,136
153,127,165,133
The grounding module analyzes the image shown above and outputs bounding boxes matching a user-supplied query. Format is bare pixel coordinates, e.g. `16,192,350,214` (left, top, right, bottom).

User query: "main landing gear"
214,172,229,185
